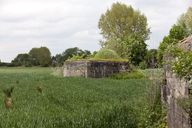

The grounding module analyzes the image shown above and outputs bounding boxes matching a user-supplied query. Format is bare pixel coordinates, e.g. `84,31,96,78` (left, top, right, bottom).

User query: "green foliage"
69,54,92,61
51,54,64,67
145,49,158,68
139,61,148,69
158,25,187,66
69,54,86,60
122,37,147,65
158,8,192,66
11,47,52,67
169,25,188,40
138,69,167,128
91,51,98,58
104,37,147,65
98,2,149,66
12,53,32,67
94,49,121,60
110,70,145,80
29,47,51,67
52,47,91,66
171,50,192,80
178,7,192,35
89,58,128,62
163,44,192,80
98,2,150,42
62,47,91,60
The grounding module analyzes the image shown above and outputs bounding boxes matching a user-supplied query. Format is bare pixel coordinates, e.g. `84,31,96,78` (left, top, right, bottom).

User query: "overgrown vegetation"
110,70,145,80
164,45,192,80
66,49,128,62
158,6,192,66
0,67,165,128
94,49,121,60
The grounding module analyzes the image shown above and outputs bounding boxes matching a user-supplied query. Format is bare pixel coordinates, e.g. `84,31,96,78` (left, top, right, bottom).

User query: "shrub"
139,61,148,69
110,70,145,80
94,49,121,60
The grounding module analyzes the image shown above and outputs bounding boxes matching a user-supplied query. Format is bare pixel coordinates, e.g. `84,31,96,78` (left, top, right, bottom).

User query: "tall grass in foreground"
0,67,165,128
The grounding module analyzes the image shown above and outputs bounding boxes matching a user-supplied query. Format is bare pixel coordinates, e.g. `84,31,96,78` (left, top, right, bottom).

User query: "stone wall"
162,36,192,128
63,60,129,78
63,61,88,77
162,69,190,128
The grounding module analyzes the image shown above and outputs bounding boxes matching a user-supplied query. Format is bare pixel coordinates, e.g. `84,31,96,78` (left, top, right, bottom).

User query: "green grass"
0,67,152,128
110,70,145,80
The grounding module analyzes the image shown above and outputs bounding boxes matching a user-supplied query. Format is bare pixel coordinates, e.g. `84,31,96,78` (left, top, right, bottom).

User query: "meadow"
0,67,162,128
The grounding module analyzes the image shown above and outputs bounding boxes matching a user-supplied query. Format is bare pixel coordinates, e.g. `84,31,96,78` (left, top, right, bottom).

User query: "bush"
139,61,148,69
94,49,121,60
110,70,145,80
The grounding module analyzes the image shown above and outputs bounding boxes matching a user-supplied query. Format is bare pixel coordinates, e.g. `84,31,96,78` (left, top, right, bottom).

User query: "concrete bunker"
63,60,129,78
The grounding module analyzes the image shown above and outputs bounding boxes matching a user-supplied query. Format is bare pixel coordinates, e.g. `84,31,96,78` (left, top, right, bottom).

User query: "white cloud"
0,0,191,62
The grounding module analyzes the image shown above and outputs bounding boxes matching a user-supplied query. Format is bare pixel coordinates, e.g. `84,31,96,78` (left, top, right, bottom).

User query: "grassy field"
0,67,160,128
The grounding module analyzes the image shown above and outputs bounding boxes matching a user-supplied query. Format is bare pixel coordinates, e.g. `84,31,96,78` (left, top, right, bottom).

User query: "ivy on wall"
172,51,192,80
165,45,192,81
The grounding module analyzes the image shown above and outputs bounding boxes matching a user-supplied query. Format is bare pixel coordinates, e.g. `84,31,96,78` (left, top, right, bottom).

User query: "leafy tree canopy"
178,7,192,35
98,2,150,65
52,47,91,66
12,53,31,67
98,2,150,42
158,25,187,65
29,47,51,67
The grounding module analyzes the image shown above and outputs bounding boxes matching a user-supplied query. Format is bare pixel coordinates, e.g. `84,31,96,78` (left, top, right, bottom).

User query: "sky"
0,0,191,62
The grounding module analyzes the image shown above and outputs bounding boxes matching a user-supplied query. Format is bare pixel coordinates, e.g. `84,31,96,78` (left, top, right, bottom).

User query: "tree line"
0,47,92,67
0,44,157,68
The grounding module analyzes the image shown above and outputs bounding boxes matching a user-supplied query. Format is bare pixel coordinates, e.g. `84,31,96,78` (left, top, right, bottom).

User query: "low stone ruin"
162,35,192,128
63,60,129,78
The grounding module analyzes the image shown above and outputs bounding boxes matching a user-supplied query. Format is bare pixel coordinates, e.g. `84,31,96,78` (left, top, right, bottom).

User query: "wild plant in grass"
3,87,14,109
36,86,43,94
16,80,19,84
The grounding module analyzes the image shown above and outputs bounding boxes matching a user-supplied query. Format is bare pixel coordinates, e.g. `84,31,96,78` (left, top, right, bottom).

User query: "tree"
12,53,31,66
62,47,84,61
178,7,192,35
158,25,187,66
98,2,150,65
29,47,51,67
123,37,147,65
51,54,64,67
98,2,150,42
52,47,91,66
145,49,158,68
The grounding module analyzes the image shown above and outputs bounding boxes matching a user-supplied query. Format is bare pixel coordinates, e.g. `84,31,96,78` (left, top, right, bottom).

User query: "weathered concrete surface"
162,35,192,128
162,70,190,128
63,61,88,77
63,60,129,78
